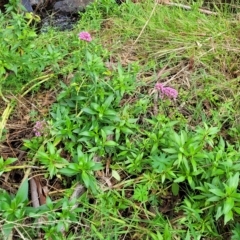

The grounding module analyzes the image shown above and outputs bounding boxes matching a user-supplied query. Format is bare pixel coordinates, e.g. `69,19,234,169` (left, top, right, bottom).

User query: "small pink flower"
78,31,92,42
155,83,178,99
33,121,45,137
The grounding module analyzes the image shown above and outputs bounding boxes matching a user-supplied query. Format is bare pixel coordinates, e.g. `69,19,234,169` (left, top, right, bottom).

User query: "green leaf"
103,95,114,108
172,131,181,146
151,153,171,172
121,127,133,134
171,183,179,196
224,210,233,225
207,196,221,202
174,176,185,183
223,197,234,214
233,207,240,214
161,174,166,184
59,168,78,176
209,188,225,197
156,232,163,240
229,172,239,190
187,175,195,189
102,126,115,132
0,202,10,212
105,114,120,121
208,126,219,135
79,131,95,137
133,185,148,202
88,147,100,152
112,170,121,181
4,157,18,165
77,146,84,157
88,175,98,193
115,128,120,142
92,162,103,171
82,171,90,188
104,109,117,116
162,148,177,154
47,142,55,155
91,103,101,111
82,107,96,115
215,206,223,220
193,194,207,200
105,140,118,146
185,230,191,240
2,222,14,239
91,224,105,239
163,224,171,240
101,129,107,142
37,151,49,159
15,179,28,204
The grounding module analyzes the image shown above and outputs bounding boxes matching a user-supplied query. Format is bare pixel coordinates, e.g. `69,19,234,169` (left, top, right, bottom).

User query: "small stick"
30,178,40,208
161,1,218,16
69,183,86,205
133,0,158,45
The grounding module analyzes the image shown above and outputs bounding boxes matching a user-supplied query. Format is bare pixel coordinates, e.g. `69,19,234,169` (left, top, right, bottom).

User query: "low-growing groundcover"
0,0,240,239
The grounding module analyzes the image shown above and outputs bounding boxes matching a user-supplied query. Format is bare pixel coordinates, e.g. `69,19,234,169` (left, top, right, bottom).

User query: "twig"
0,101,15,140
69,183,86,205
30,176,47,238
30,178,40,208
14,227,27,240
164,65,189,85
133,1,158,45
153,91,159,116
161,2,218,16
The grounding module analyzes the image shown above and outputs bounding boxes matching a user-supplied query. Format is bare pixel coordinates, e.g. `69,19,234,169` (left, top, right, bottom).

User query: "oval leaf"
112,170,121,181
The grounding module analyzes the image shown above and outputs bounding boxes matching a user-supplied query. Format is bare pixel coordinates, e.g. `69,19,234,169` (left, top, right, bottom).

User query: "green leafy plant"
60,146,102,192
0,9,61,96
0,180,29,237
1,0,240,239
36,141,69,178
133,184,149,202
0,157,17,176
196,172,240,225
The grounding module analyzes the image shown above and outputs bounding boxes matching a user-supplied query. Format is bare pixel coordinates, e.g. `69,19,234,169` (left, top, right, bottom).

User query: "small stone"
53,0,94,14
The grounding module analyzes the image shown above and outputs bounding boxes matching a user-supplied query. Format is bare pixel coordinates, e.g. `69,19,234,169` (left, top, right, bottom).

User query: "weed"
0,0,240,239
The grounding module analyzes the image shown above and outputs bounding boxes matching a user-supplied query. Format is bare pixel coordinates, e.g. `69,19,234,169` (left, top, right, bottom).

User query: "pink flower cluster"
155,83,178,100
33,121,45,137
78,31,92,42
